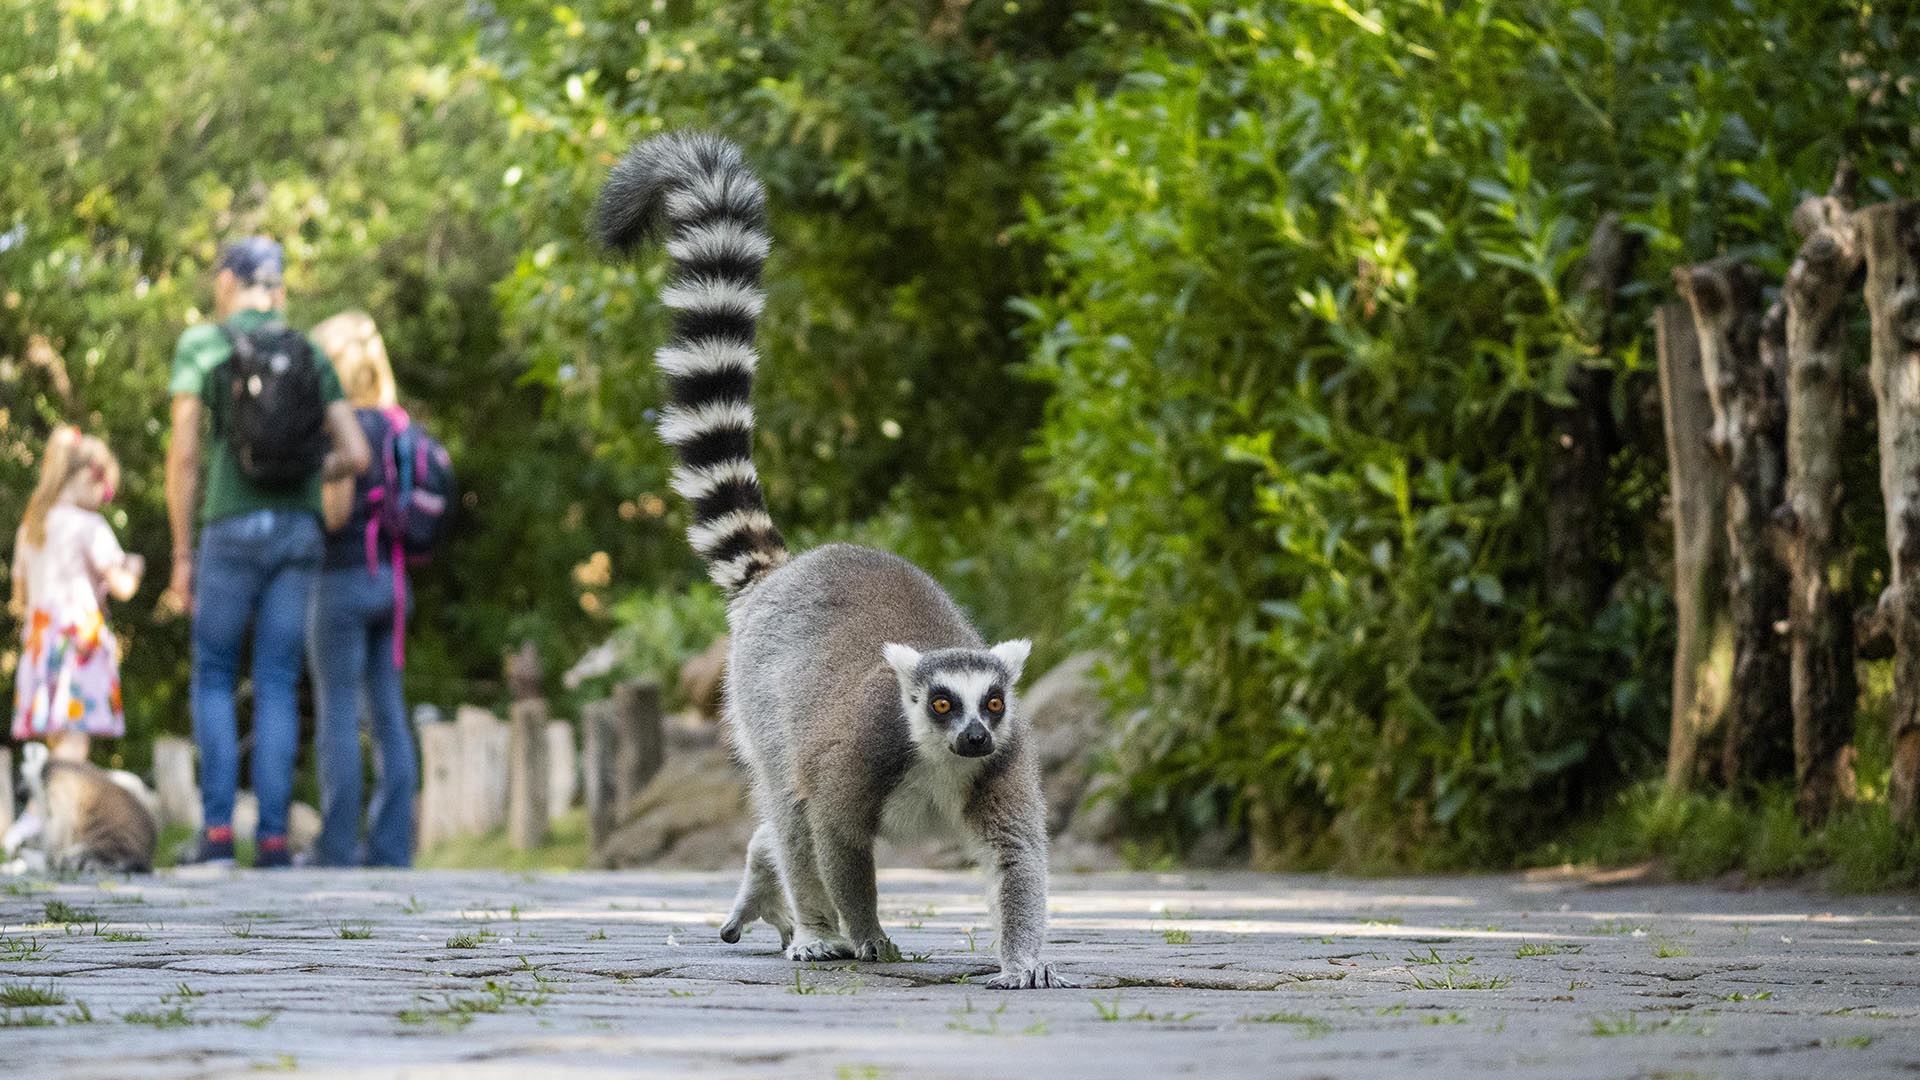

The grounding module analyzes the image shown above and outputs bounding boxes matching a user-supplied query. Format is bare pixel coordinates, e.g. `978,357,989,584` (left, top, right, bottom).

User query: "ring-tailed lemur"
7,743,156,874
594,132,1069,989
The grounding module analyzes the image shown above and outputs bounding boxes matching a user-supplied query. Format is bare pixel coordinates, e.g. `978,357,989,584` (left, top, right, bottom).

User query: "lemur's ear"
990,639,1032,683
19,741,47,778
882,643,922,685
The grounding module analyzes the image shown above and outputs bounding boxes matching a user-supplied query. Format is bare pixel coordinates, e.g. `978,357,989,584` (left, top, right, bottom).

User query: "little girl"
9,426,143,762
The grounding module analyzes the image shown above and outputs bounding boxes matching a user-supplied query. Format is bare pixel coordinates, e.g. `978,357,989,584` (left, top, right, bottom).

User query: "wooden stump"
1861,198,1920,828
1546,213,1637,613
1677,259,1793,788
151,735,203,831
416,721,462,849
581,699,621,852
508,699,551,851
612,680,664,810
1658,302,1733,794
455,706,510,836
546,720,578,822
1780,167,1862,824
678,635,730,722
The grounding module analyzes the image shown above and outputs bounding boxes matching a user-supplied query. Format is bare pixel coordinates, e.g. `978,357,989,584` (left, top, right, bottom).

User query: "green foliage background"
2,0,1915,865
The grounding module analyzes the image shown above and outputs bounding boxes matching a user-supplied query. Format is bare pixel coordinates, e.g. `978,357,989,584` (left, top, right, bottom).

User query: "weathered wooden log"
416,721,461,849
612,679,664,810
546,720,578,822
508,699,551,851
505,640,543,704
1778,166,1863,824
1860,198,1920,827
151,735,203,831
1547,213,1637,613
1676,258,1793,787
454,705,510,836
0,747,12,836
1658,302,1733,794
581,699,621,851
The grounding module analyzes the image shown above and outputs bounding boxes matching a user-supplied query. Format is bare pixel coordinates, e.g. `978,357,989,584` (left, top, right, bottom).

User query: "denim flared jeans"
308,562,416,867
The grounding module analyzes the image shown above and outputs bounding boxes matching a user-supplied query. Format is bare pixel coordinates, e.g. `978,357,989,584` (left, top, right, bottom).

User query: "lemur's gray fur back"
592,131,787,595
597,132,1066,989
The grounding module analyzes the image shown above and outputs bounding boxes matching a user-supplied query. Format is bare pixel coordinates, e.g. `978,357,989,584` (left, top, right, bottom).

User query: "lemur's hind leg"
721,821,793,949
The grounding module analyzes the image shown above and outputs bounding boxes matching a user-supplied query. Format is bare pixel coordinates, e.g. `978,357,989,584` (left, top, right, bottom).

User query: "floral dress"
11,505,126,739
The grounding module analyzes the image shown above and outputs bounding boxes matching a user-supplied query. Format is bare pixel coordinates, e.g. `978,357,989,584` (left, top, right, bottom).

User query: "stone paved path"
0,867,1915,1078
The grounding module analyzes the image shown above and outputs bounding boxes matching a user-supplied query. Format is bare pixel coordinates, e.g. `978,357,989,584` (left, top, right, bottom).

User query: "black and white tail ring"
593,132,789,595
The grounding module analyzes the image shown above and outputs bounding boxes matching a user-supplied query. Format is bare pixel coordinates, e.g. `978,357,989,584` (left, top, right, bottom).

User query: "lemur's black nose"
957,724,993,757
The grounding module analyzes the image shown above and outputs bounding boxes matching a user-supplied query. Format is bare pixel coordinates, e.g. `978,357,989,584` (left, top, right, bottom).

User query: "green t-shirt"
168,308,344,524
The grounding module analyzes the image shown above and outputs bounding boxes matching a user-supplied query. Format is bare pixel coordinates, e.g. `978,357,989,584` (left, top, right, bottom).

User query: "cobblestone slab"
0,868,1915,1078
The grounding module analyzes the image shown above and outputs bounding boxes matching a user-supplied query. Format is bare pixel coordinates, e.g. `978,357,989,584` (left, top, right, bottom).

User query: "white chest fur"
880,756,981,844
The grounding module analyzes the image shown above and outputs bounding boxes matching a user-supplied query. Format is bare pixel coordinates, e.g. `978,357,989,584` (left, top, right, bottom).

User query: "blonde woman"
308,311,416,867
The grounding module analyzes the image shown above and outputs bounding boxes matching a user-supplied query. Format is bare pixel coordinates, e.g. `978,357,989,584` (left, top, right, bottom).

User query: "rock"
1021,651,1112,835
678,635,729,721
1065,772,1125,847
592,650,1125,873
665,710,720,752
592,744,754,870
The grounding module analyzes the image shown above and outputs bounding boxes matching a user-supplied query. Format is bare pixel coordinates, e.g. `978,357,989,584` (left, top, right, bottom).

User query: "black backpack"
212,321,330,490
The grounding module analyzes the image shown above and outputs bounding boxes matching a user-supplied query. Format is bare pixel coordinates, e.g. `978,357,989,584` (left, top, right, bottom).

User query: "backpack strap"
370,406,414,670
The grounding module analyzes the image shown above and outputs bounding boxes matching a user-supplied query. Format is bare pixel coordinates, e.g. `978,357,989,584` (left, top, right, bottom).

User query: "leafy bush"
1020,1,1920,864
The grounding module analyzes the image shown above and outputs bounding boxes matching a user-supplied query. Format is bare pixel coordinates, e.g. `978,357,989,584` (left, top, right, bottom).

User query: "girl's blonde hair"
312,310,397,409
21,426,119,547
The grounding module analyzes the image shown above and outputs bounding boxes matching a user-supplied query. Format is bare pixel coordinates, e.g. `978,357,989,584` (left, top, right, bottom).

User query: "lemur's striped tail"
593,132,788,595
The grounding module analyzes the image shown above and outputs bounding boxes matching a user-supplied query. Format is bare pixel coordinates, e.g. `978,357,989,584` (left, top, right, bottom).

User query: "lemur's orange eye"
986,697,1004,714
931,697,953,714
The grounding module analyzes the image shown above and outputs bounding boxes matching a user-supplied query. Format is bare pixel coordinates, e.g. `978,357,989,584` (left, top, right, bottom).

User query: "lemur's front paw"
852,935,901,963
986,963,1074,989
786,936,855,962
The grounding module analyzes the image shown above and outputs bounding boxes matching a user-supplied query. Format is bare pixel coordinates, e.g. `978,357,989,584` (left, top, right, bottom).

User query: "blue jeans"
308,563,415,867
191,510,323,842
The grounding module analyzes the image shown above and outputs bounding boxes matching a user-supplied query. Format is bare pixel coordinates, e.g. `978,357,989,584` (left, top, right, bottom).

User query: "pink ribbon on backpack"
362,405,414,670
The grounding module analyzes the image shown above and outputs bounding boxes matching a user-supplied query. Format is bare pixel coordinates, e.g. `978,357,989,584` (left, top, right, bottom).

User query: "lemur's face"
882,640,1031,761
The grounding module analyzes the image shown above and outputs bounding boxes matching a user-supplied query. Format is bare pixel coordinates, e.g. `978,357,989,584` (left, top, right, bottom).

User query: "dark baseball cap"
215,236,284,287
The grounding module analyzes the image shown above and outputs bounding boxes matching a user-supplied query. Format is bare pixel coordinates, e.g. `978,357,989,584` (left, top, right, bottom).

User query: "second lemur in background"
594,132,1070,988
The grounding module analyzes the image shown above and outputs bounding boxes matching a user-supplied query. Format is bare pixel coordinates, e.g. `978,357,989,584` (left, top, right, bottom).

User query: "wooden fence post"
151,735,203,831
417,720,461,849
1861,198,1920,828
505,642,550,851
1547,213,1638,613
1779,165,1862,824
508,699,551,851
1677,259,1794,788
1658,302,1732,794
581,699,621,851
546,720,578,822
612,679,664,809
454,706,510,836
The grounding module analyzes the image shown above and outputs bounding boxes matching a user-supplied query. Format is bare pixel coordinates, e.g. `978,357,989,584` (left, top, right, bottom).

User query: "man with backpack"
160,237,371,868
